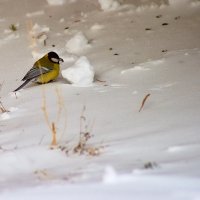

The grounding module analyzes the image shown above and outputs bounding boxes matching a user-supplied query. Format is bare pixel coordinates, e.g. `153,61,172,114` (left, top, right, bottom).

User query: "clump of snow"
26,10,45,18
98,0,120,11
168,0,191,6
0,112,10,120
136,3,160,12
90,23,104,31
46,0,66,6
29,23,49,46
65,32,90,54
59,18,65,23
61,56,94,86
30,23,50,37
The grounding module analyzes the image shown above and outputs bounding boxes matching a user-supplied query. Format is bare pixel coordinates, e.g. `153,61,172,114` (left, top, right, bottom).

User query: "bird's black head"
48,51,64,64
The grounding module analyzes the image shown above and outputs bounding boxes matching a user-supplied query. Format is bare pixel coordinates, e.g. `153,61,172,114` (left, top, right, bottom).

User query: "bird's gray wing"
22,66,53,81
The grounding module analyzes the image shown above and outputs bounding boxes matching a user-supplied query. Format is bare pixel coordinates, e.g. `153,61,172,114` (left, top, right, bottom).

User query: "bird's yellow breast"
37,64,60,84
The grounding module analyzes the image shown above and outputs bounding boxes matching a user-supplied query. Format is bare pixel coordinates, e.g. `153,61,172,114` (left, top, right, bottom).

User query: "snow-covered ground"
1,0,200,199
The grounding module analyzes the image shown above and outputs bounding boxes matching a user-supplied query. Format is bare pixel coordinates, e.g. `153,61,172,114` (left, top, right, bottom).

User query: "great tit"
14,51,64,92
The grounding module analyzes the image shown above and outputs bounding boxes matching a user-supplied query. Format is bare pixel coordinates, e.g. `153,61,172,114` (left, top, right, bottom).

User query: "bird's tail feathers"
13,79,31,92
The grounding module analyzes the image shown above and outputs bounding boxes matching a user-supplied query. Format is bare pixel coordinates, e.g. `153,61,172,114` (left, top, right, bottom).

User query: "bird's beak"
59,58,64,63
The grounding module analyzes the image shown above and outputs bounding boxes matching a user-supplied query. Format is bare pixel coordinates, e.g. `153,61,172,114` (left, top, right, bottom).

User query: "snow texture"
1,0,200,199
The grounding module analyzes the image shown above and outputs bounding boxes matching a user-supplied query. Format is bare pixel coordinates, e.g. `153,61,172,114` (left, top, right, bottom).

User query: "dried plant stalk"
51,122,57,146
0,101,8,113
139,93,151,112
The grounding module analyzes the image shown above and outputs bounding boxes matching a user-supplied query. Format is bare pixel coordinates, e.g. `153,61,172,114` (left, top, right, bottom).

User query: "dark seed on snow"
145,28,152,31
174,16,181,20
156,15,162,18
162,23,168,26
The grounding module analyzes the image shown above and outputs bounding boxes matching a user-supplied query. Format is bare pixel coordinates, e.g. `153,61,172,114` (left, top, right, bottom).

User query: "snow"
65,32,90,54
98,0,120,11
1,0,200,199
26,10,45,18
168,0,190,6
62,56,95,85
46,0,66,6
30,23,50,38
90,23,104,31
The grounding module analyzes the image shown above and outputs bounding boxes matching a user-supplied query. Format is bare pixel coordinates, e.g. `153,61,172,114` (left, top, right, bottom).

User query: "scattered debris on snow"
61,56,94,86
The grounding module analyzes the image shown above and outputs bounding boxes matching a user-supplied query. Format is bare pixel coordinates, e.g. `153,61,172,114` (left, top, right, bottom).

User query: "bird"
14,51,64,92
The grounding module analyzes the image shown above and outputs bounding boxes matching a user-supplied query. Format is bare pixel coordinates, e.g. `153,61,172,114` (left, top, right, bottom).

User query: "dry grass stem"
139,93,151,112
0,101,8,113
51,122,57,146
96,78,106,83
72,106,101,156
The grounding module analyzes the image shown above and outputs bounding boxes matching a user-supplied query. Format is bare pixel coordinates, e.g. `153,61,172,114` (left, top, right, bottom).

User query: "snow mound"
65,32,90,54
46,0,66,6
61,56,94,86
98,0,120,11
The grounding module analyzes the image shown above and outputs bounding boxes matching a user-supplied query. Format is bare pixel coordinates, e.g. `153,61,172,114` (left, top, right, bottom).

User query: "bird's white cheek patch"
51,58,59,63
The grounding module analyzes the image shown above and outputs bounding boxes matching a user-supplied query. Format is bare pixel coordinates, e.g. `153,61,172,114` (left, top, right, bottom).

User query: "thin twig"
51,122,57,146
96,79,106,83
139,94,151,112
